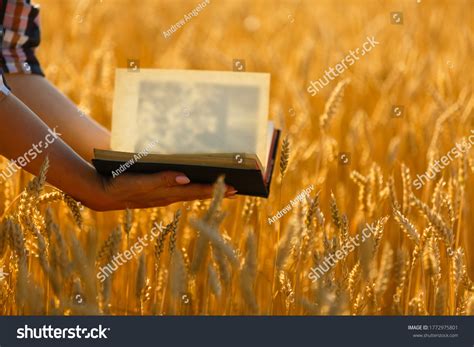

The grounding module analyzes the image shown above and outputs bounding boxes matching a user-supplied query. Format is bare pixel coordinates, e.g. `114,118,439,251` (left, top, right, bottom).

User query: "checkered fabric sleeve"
0,71,10,97
0,0,44,98
0,2,7,97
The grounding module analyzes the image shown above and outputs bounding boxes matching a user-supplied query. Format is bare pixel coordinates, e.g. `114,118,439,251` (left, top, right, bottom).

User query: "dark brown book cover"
92,130,280,198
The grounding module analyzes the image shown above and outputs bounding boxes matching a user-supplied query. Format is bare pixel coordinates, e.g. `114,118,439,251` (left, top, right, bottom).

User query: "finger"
134,171,191,189
164,183,215,202
225,188,238,197
225,185,237,194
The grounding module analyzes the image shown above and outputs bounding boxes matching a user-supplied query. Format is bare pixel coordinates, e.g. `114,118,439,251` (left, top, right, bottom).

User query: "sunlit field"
0,0,472,315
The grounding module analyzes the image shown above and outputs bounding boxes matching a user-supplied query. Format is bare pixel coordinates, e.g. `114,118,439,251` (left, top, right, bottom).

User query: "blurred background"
0,0,471,316
36,0,472,179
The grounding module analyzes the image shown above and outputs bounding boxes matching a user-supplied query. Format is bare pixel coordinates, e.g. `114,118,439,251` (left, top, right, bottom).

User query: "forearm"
0,93,104,206
0,76,230,211
5,74,110,162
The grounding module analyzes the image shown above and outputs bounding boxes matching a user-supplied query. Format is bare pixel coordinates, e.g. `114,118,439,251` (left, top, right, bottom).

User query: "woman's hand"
0,93,236,212
85,171,237,211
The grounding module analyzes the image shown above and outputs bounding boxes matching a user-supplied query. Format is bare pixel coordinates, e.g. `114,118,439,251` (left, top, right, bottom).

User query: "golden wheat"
0,0,471,316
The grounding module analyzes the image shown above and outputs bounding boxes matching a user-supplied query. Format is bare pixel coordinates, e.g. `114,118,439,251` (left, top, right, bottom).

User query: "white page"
111,68,270,163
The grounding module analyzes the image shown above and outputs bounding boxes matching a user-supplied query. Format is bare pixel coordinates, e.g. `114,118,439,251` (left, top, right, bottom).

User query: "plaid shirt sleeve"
0,72,10,98
0,2,8,98
0,0,43,98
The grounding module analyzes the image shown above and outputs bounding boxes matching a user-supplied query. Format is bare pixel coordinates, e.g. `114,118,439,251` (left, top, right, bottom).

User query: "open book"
92,68,280,197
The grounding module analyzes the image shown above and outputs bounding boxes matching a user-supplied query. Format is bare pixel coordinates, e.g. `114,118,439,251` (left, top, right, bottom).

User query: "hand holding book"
91,170,237,211
93,68,279,197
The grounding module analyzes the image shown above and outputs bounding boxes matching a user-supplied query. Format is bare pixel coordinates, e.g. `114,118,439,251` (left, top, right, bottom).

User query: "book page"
111,69,270,163
263,121,275,170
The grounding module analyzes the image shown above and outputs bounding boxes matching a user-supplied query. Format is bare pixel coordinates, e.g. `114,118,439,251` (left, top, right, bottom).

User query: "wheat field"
0,0,472,316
